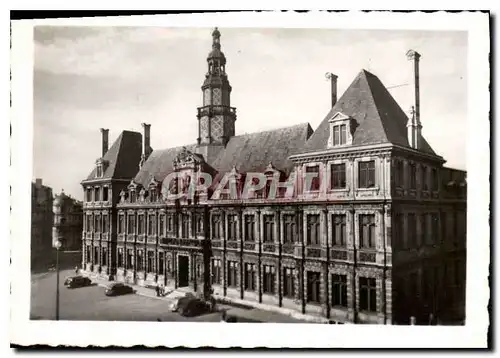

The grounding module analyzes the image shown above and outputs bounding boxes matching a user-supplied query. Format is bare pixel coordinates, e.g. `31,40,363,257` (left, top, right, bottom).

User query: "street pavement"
30,269,222,322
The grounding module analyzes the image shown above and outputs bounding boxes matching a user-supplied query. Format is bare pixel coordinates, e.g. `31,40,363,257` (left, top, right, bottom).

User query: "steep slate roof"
134,123,313,186
134,144,198,186
302,70,436,155
210,123,313,174
85,131,142,181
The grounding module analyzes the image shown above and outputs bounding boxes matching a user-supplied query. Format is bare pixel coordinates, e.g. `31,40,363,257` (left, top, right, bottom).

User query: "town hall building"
81,28,466,324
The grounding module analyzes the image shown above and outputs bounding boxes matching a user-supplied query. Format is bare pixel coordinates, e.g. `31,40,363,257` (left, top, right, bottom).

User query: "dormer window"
327,112,355,148
333,124,347,146
95,159,107,178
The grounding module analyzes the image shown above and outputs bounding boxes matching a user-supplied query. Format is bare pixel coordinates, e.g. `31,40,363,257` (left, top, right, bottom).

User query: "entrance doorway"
178,255,189,287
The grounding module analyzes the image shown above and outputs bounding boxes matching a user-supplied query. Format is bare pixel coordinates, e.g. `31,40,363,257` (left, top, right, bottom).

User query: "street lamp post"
54,239,62,320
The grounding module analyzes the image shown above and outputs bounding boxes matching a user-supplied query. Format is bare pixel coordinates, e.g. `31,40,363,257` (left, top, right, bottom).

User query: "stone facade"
80,29,466,324
31,179,54,267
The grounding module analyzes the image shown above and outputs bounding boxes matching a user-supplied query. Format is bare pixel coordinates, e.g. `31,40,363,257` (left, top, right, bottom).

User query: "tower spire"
196,27,237,154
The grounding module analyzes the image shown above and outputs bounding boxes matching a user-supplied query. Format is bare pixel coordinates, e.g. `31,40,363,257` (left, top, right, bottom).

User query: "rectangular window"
395,213,404,249
431,213,439,245
332,214,346,247
211,259,221,284
96,166,103,178
150,189,157,203
283,214,296,244
332,274,348,307
129,191,136,203
147,251,154,273
95,215,101,233
333,124,347,146
147,215,155,236
307,214,320,245
212,214,221,239
118,215,124,234
359,214,375,249
263,215,275,243
395,160,404,187
358,161,375,188
86,246,91,264
103,187,109,202
159,214,165,236
86,215,93,233
182,214,190,237
307,271,321,303
94,187,101,202
306,165,321,191
127,214,135,234
94,247,99,265
117,248,123,268
86,188,92,202
263,265,276,294
244,215,255,242
421,166,428,191
359,277,377,312
136,250,143,271
244,263,256,291
407,214,417,248
138,215,145,235
409,163,417,190
227,261,238,287
330,163,346,189
127,249,133,269
227,215,237,241
283,268,295,298
103,215,109,233
102,247,107,266
158,252,165,275
431,168,438,191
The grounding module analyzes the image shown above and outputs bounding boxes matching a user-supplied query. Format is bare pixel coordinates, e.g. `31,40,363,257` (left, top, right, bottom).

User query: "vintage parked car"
64,275,92,289
105,283,134,296
170,295,210,317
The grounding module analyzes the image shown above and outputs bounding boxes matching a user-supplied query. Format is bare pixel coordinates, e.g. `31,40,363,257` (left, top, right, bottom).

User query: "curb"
96,282,175,303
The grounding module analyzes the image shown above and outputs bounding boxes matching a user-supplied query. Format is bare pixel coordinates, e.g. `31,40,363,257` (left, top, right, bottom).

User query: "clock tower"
196,27,237,153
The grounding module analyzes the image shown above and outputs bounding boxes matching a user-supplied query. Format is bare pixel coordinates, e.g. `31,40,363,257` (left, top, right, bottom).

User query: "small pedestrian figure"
155,285,160,297
75,266,79,275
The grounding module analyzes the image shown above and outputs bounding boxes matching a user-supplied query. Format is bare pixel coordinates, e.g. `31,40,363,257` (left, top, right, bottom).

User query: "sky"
33,26,467,200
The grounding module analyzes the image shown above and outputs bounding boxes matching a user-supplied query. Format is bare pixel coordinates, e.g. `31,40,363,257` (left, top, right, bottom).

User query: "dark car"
105,283,134,296
177,297,209,317
64,275,92,289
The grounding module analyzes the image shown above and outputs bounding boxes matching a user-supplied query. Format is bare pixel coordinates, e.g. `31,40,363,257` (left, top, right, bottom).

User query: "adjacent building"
31,178,54,268
81,28,466,324
53,191,84,251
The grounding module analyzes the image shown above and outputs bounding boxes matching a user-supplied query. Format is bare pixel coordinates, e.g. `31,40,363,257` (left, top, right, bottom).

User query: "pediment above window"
327,112,357,148
173,147,205,170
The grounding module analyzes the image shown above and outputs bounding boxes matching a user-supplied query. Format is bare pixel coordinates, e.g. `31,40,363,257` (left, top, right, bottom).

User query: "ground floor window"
94,247,99,265
332,274,348,307
137,250,143,271
118,248,124,268
359,277,377,312
307,271,321,304
147,251,154,273
227,261,238,288
283,267,295,298
158,252,164,275
127,249,133,269
263,265,276,294
244,263,256,291
212,259,221,284
101,247,107,266
86,246,91,264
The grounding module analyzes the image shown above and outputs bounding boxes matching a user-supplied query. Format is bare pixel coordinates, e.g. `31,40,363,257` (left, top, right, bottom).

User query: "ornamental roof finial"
212,27,221,49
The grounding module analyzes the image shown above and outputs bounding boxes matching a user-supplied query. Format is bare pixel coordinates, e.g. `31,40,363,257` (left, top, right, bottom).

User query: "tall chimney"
325,72,338,108
100,128,109,157
140,123,152,168
35,178,42,189
406,50,422,149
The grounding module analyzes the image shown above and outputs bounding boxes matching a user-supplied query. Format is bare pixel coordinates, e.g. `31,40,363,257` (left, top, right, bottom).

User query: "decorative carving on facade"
359,251,377,262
